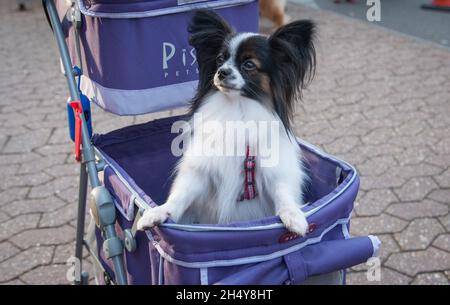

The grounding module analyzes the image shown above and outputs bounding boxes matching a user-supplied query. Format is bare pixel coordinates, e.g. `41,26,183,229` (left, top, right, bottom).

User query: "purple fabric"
85,0,187,14
92,115,378,285
83,0,239,14
95,116,181,205
56,0,259,114
58,1,258,90
212,235,373,285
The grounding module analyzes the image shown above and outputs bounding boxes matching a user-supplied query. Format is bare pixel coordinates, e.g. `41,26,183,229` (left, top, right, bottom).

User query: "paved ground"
292,0,450,48
1,1,449,285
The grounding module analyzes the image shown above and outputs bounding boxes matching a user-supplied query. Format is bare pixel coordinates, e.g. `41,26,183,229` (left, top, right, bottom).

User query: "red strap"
239,145,257,201
69,100,83,162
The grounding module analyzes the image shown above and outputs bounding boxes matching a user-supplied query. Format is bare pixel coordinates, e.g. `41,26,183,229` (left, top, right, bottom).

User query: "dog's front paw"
137,206,170,231
278,207,308,236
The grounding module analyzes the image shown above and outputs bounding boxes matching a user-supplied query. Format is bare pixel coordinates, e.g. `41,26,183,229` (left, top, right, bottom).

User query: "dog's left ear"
269,20,316,88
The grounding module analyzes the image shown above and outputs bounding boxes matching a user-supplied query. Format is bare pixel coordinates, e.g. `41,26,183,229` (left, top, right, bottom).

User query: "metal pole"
44,0,127,285
74,163,88,285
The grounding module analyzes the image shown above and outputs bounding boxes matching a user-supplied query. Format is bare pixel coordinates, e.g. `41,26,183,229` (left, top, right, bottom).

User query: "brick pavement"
0,1,449,284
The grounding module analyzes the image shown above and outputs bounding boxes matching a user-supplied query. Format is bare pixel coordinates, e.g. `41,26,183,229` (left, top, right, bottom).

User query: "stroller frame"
44,0,128,285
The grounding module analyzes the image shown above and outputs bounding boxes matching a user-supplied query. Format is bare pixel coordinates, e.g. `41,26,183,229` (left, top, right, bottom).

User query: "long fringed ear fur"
188,10,233,113
269,20,316,132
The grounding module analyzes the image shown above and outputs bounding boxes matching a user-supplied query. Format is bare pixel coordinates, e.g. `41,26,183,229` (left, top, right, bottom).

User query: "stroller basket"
43,0,380,285
92,115,379,285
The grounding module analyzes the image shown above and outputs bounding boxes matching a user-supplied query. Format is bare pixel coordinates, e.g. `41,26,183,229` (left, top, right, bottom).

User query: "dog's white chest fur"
177,91,305,224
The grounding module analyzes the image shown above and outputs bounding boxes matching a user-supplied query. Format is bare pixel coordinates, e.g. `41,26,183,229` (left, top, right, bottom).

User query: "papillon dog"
138,10,316,235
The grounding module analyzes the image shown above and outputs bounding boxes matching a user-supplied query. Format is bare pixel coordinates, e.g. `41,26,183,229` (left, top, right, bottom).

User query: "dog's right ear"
188,10,233,113
188,10,233,64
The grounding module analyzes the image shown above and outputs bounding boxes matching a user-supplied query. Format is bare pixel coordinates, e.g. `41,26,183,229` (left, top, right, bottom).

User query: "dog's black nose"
218,68,232,80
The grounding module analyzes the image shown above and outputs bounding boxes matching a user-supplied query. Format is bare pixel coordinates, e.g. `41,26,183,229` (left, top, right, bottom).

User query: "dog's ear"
268,20,316,132
269,20,316,89
188,10,233,63
188,10,233,113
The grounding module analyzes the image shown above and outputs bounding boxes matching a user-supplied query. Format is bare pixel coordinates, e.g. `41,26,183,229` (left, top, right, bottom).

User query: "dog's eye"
242,60,256,71
216,54,225,66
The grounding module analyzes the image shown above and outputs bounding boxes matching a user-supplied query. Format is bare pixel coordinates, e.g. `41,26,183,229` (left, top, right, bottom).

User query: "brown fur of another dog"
259,0,288,28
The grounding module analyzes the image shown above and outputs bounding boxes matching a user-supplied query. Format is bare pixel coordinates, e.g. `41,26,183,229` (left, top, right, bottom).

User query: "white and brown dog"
138,10,316,235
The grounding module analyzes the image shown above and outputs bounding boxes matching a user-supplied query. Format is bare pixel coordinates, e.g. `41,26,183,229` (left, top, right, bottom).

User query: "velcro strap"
283,251,307,284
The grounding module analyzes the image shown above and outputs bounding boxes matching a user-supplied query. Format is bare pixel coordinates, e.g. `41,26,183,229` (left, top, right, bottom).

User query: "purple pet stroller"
43,0,380,285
